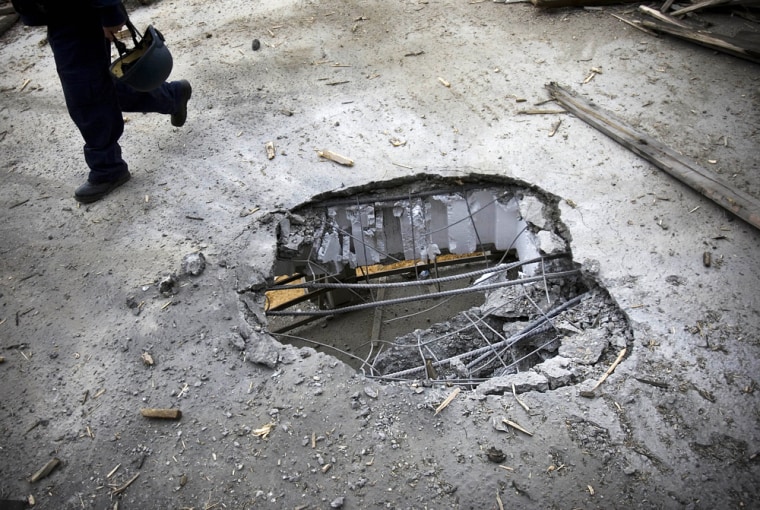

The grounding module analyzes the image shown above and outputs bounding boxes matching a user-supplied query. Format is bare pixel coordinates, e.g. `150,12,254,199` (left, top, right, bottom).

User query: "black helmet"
110,24,173,92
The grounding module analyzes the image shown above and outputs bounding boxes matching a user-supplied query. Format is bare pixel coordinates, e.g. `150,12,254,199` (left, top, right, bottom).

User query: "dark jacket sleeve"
94,0,126,27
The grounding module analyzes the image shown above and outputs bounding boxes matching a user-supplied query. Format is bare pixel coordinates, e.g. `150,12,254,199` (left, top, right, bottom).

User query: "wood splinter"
317,149,354,167
140,408,182,420
502,418,533,436
581,347,627,397
30,457,61,483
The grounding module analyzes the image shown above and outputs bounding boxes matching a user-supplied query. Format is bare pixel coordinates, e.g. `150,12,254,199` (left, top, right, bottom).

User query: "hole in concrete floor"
257,175,633,392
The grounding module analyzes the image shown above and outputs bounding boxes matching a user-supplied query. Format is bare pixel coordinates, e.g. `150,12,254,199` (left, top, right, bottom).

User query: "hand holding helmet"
109,17,173,92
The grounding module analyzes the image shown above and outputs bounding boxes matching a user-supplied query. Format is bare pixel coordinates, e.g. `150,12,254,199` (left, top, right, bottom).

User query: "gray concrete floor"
1,1,759,508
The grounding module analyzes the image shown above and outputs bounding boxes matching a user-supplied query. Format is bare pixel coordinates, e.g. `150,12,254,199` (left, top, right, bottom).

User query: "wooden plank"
660,0,676,13
639,5,691,27
546,82,760,232
671,0,731,16
641,20,760,64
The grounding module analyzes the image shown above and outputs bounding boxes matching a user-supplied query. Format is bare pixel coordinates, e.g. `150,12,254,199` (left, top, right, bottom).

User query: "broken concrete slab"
477,370,550,395
559,328,610,365
245,331,281,368
535,356,575,389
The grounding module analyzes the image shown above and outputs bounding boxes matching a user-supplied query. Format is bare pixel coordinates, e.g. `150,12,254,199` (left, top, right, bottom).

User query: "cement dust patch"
247,174,633,392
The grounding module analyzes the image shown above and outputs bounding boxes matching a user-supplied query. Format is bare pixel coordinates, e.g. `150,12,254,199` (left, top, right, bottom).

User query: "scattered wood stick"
496,491,505,510
609,13,657,36
512,383,530,412
435,387,461,415
30,457,60,483
582,347,627,396
670,0,730,17
317,150,354,166
635,376,669,389
438,77,451,88
19,79,30,92
517,109,566,115
265,141,275,160
638,5,695,28
111,473,140,496
140,408,182,420
107,464,121,479
502,418,533,436
549,119,562,137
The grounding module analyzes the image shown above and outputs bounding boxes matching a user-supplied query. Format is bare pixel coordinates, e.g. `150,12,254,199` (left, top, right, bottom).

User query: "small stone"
330,496,345,508
158,274,178,296
181,252,206,276
486,446,506,463
252,38,261,51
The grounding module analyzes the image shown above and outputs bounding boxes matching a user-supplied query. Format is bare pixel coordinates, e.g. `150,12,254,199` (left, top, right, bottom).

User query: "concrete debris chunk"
518,195,548,229
478,371,549,395
227,332,246,351
181,252,206,276
534,356,575,389
235,266,268,293
559,328,610,365
246,331,281,368
536,230,566,255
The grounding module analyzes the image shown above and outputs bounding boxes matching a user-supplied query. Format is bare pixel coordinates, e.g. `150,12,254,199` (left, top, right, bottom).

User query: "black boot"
74,171,131,203
171,80,192,127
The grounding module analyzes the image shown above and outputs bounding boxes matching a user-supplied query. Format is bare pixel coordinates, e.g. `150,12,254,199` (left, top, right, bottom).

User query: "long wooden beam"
640,19,760,64
546,82,760,232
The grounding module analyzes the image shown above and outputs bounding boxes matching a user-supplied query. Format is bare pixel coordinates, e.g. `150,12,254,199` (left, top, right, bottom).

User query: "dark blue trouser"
47,11,180,184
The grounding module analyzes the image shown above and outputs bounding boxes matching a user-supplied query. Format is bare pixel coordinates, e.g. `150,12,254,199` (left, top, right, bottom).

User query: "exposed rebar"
266,269,581,317
379,291,590,379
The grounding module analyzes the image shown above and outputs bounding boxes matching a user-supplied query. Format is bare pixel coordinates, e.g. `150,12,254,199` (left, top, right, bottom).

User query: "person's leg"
47,14,129,185
115,79,192,127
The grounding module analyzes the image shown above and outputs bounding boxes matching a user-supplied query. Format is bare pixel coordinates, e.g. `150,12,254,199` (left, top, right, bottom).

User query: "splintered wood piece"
438,77,451,87
30,457,61,482
317,150,354,166
265,141,276,160
583,347,628,396
141,352,154,366
434,387,461,415
111,473,140,496
638,5,690,27
670,0,730,17
502,418,533,436
140,408,182,420
512,383,530,412
252,423,275,439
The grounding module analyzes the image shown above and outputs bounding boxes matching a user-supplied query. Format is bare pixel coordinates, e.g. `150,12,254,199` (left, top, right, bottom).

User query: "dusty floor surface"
1,0,760,508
